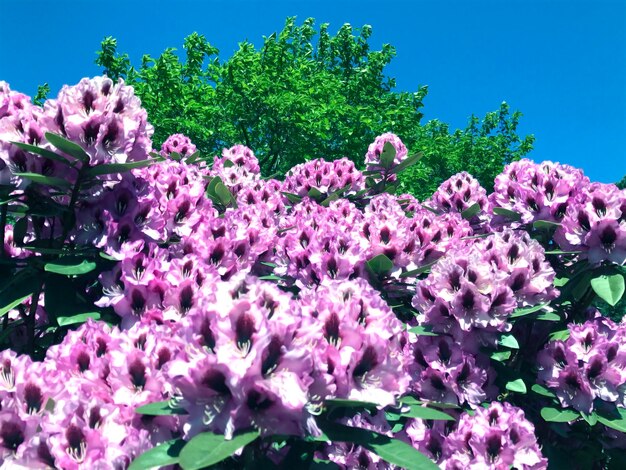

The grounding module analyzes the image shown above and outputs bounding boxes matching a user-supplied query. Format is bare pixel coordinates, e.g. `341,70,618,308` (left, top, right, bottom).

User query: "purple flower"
160,133,197,158
490,159,589,226
444,402,547,469
538,318,626,412
555,183,626,265
282,157,365,198
364,132,408,182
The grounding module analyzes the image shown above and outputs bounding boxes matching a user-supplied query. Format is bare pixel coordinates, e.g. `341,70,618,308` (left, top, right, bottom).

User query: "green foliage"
617,175,626,190
0,132,120,356
399,103,535,199
32,83,50,107
96,18,532,191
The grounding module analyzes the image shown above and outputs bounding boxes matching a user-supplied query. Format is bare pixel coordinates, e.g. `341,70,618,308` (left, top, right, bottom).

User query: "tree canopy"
95,17,533,199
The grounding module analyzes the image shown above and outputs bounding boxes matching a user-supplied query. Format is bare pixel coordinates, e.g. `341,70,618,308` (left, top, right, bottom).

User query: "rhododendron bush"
0,77,625,470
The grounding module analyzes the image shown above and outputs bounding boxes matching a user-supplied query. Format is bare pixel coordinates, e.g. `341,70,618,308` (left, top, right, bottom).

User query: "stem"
0,204,6,258
26,283,43,355
60,165,87,247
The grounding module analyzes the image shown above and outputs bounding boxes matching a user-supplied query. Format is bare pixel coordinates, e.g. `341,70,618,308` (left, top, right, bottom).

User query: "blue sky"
0,0,624,183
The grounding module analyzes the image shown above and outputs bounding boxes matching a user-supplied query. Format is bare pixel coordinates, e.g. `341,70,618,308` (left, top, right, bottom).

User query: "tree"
617,175,626,190
95,17,533,198
399,103,534,198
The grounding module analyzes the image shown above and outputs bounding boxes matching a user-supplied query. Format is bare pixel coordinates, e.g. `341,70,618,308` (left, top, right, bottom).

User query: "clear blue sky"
1,0,624,183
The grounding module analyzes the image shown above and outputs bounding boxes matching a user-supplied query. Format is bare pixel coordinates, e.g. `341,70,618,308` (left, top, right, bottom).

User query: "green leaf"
399,261,437,278
258,275,282,281
186,150,202,164
206,175,221,197
129,439,185,470
366,254,393,276
0,293,32,317
281,192,303,204
391,152,423,174
505,378,527,394
85,159,157,177
277,226,295,234
531,384,557,398
492,207,522,221
57,312,101,327
318,421,438,470
136,401,187,416
490,350,511,362
597,408,626,433
590,273,625,306
581,411,598,426
533,220,562,230
549,329,570,341
544,250,583,255
553,277,570,287
320,192,339,207
10,142,72,165
0,269,41,317
407,325,438,336
498,333,519,349
460,202,481,220
397,405,455,421
308,187,324,201
509,302,550,318
398,396,423,406
45,132,90,162
179,430,260,470
13,172,71,189
536,311,560,321
540,407,579,423
44,259,97,276
215,182,237,208
380,142,396,169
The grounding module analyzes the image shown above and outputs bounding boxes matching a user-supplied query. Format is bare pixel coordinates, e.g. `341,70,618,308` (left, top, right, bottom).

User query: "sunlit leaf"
179,430,260,470
45,132,90,162
44,259,97,276
129,439,185,470
505,378,527,394
136,401,187,416
541,407,579,423
590,273,625,307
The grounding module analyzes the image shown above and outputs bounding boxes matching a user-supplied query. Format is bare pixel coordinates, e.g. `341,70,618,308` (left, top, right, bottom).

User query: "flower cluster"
428,172,489,215
41,76,153,167
364,132,408,181
405,334,494,408
165,275,313,438
428,172,491,231
443,402,547,469
75,156,213,256
282,157,365,198
0,81,54,188
538,316,626,413
414,229,558,339
160,133,197,158
210,145,261,194
490,159,589,225
0,320,183,468
555,183,626,265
